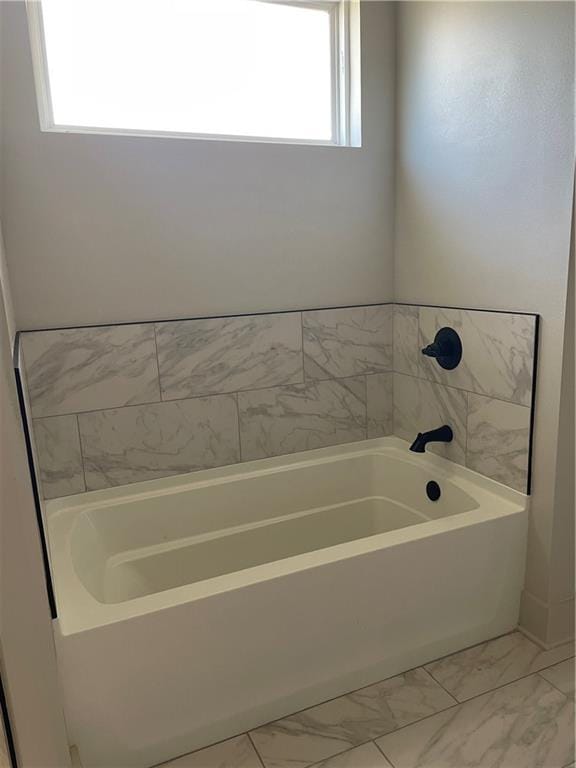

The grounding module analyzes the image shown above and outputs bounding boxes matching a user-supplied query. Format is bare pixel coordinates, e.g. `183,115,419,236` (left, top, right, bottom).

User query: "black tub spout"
409,425,453,453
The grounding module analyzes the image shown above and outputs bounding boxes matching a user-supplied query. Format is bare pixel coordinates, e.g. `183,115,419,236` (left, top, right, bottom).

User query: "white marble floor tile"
540,658,575,698
425,631,575,701
250,669,455,768
157,735,261,768
312,743,392,768
376,674,575,768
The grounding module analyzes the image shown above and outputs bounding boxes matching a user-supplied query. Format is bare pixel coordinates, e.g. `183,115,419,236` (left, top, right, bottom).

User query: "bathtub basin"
46,437,528,768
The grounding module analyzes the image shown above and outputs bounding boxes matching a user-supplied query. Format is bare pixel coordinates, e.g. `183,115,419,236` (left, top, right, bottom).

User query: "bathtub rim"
44,437,528,636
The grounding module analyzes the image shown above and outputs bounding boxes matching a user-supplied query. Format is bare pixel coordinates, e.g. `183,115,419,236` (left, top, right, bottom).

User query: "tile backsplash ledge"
17,303,537,498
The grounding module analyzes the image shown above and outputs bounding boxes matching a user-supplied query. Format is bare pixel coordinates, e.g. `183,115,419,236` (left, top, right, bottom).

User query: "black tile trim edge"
12,334,57,619
526,314,540,496
17,300,538,334
394,301,538,318
0,673,19,768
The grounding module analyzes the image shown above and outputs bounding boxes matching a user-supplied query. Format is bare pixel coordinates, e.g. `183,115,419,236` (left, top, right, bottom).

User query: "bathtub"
46,437,528,768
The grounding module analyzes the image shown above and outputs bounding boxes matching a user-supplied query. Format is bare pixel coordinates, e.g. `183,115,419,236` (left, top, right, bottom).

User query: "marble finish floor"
156,631,575,768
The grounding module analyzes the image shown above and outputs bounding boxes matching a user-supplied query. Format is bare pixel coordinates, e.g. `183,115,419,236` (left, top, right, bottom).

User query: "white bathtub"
46,437,528,768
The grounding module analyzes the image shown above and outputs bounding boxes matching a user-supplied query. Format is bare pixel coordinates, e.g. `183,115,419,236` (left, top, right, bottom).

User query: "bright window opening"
28,0,361,146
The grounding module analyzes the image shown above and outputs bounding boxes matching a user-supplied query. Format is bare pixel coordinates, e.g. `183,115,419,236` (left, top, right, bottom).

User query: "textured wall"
395,1,574,644
0,2,396,329
0,239,70,763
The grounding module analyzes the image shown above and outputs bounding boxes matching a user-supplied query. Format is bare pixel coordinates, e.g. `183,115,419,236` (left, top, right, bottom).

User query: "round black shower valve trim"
421,327,463,370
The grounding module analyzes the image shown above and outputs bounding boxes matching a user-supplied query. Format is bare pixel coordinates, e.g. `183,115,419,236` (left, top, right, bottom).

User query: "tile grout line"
153,732,256,768
243,667,465,761
392,368,532,409
152,323,164,402
75,413,88,495
425,661,576,706
363,374,368,440
39,372,383,422
536,666,576,700
465,390,470,467
246,732,267,768
418,666,459,705
424,635,574,677
306,741,390,768
300,311,306,384
235,392,243,463
373,737,399,767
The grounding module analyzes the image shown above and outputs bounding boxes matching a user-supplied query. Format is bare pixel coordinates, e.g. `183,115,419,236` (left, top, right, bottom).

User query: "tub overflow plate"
426,481,441,502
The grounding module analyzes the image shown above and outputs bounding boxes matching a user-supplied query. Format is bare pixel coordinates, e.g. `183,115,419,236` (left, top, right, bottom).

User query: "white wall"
395,1,574,644
0,235,71,765
547,187,574,641
0,1,396,330
0,5,71,761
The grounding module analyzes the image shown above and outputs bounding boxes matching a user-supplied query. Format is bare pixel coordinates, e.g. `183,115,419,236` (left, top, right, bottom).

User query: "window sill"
40,124,362,149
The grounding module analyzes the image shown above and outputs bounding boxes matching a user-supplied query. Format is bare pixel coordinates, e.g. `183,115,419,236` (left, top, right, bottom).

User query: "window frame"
25,0,361,147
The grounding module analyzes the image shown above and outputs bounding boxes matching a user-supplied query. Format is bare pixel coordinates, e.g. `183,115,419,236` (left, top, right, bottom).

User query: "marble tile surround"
467,393,531,492
156,313,303,400
418,306,536,406
19,303,537,498
78,395,240,491
303,306,393,380
238,377,367,462
21,324,160,418
393,304,537,493
32,415,85,498
393,374,467,465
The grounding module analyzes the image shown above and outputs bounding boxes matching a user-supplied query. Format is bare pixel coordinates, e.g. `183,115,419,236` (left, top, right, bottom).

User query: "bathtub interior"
66,447,481,605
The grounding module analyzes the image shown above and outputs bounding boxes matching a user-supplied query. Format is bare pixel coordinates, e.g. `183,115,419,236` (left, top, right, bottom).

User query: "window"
27,0,361,146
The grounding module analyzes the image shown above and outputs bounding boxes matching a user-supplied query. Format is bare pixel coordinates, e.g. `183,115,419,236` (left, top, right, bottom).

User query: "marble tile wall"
393,304,537,493
19,306,393,499
18,302,537,499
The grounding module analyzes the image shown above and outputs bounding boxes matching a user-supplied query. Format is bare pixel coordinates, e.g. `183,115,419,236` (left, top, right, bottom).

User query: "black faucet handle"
422,343,441,358
421,327,462,370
